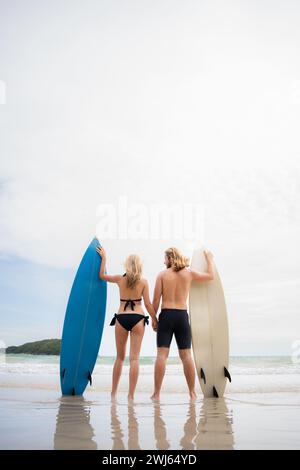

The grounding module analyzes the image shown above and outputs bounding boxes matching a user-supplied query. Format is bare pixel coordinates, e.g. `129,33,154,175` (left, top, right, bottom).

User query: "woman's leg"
128,320,145,400
111,321,128,400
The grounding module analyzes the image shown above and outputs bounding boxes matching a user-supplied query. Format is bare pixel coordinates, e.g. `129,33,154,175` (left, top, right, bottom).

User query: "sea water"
1,355,300,394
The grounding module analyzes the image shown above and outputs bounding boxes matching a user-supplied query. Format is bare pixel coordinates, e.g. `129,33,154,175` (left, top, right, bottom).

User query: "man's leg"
178,348,197,400
174,311,196,400
151,347,169,400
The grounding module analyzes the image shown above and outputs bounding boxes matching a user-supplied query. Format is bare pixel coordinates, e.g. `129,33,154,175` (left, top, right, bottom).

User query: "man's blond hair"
165,247,189,271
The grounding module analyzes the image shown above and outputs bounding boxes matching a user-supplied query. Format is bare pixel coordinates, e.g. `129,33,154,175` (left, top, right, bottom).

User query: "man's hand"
204,250,213,262
152,318,158,332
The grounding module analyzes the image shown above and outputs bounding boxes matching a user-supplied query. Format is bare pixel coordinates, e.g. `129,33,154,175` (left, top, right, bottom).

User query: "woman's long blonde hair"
165,247,189,271
124,254,143,288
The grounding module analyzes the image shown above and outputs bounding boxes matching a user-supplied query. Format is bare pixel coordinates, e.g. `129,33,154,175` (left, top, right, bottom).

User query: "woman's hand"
152,317,158,332
204,250,213,262
96,246,106,259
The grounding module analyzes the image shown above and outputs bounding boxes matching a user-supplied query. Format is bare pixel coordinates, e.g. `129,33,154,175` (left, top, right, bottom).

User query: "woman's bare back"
117,277,145,313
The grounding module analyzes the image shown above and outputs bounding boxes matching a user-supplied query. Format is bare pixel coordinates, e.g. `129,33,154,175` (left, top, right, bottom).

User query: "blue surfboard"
60,237,107,396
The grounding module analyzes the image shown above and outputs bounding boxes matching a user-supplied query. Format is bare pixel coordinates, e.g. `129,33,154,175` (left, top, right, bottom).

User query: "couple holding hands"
96,246,214,402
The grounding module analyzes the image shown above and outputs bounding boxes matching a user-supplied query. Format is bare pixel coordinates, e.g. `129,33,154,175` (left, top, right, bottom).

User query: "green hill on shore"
6,339,61,356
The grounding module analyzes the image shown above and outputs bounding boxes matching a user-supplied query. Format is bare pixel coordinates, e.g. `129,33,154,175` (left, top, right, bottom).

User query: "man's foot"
111,393,117,403
189,390,197,401
150,392,160,401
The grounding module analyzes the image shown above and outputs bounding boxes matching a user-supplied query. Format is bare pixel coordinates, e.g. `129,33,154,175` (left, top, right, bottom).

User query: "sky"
1,0,300,356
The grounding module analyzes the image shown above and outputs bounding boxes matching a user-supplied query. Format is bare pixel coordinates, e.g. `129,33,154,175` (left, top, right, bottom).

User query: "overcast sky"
1,0,300,356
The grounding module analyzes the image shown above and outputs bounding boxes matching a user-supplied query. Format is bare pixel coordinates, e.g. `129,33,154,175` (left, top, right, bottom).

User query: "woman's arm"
142,280,158,331
96,246,122,283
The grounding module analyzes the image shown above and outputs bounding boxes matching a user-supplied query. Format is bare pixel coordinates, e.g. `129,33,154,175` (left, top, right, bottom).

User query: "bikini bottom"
110,313,149,332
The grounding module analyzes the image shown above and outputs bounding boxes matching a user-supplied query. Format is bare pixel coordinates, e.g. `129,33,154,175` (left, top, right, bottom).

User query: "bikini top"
120,298,142,311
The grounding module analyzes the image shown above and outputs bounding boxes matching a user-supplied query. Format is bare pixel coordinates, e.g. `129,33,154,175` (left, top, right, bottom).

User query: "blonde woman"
151,247,214,401
96,246,158,402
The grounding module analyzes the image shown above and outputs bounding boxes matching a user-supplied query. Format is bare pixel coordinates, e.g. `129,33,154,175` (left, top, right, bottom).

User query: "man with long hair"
151,247,214,401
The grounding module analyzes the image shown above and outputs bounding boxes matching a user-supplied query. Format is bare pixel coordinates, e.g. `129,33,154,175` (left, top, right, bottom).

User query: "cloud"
1,0,300,353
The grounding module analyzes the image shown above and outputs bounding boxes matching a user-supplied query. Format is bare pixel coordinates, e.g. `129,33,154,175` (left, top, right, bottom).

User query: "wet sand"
1,387,300,450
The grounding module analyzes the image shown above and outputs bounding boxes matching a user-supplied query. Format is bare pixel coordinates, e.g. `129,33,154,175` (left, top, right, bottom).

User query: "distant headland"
6,339,61,356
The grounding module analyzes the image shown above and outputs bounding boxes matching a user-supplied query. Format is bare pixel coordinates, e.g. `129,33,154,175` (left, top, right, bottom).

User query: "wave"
1,354,300,396
1,356,299,376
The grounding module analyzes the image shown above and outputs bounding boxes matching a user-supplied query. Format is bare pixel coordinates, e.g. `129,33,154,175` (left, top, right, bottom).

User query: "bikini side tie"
109,314,117,326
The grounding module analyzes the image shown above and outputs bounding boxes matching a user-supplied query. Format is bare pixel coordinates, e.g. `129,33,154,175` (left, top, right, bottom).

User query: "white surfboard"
189,247,231,398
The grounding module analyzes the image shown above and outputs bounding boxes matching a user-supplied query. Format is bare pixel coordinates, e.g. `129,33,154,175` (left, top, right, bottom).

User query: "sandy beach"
0,355,300,450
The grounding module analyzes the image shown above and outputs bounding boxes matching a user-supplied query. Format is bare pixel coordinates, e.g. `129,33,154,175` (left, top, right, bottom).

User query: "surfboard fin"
200,368,206,384
213,386,219,398
61,369,66,379
224,366,232,382
87,371,92,386
71,387,76,396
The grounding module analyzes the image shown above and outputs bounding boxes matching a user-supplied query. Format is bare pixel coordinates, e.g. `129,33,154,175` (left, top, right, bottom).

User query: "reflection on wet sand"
128,404,141,450
195,398,234,450
111,403,141,450
110,398,234,450
53,396,234,450
111,401,170,450
153,403,170,450
54,396,97,450
153,399,234,450
179,402,197,449
110,402,125,450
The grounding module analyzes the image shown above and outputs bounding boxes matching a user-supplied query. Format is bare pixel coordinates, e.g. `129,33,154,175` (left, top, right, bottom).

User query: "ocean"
1,354,300,394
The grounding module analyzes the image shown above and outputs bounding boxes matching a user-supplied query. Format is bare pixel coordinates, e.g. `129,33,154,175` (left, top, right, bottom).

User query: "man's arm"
190,251,215,282
152,273,163,314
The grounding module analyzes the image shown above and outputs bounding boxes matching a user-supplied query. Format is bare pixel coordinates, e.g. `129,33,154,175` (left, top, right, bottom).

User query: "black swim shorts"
157,308,192,349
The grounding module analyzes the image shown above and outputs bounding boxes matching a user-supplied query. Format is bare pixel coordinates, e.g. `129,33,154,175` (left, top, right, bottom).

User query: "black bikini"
110,296,149,332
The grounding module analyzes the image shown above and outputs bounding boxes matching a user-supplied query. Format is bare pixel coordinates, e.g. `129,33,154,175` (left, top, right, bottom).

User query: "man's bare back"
158,268,194,310
153,251,214,313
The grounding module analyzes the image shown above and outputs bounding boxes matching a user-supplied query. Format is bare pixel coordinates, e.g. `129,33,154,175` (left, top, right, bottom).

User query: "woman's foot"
127,394,134,403
111,393,117,402
150,392,160,401
189,390,197,401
